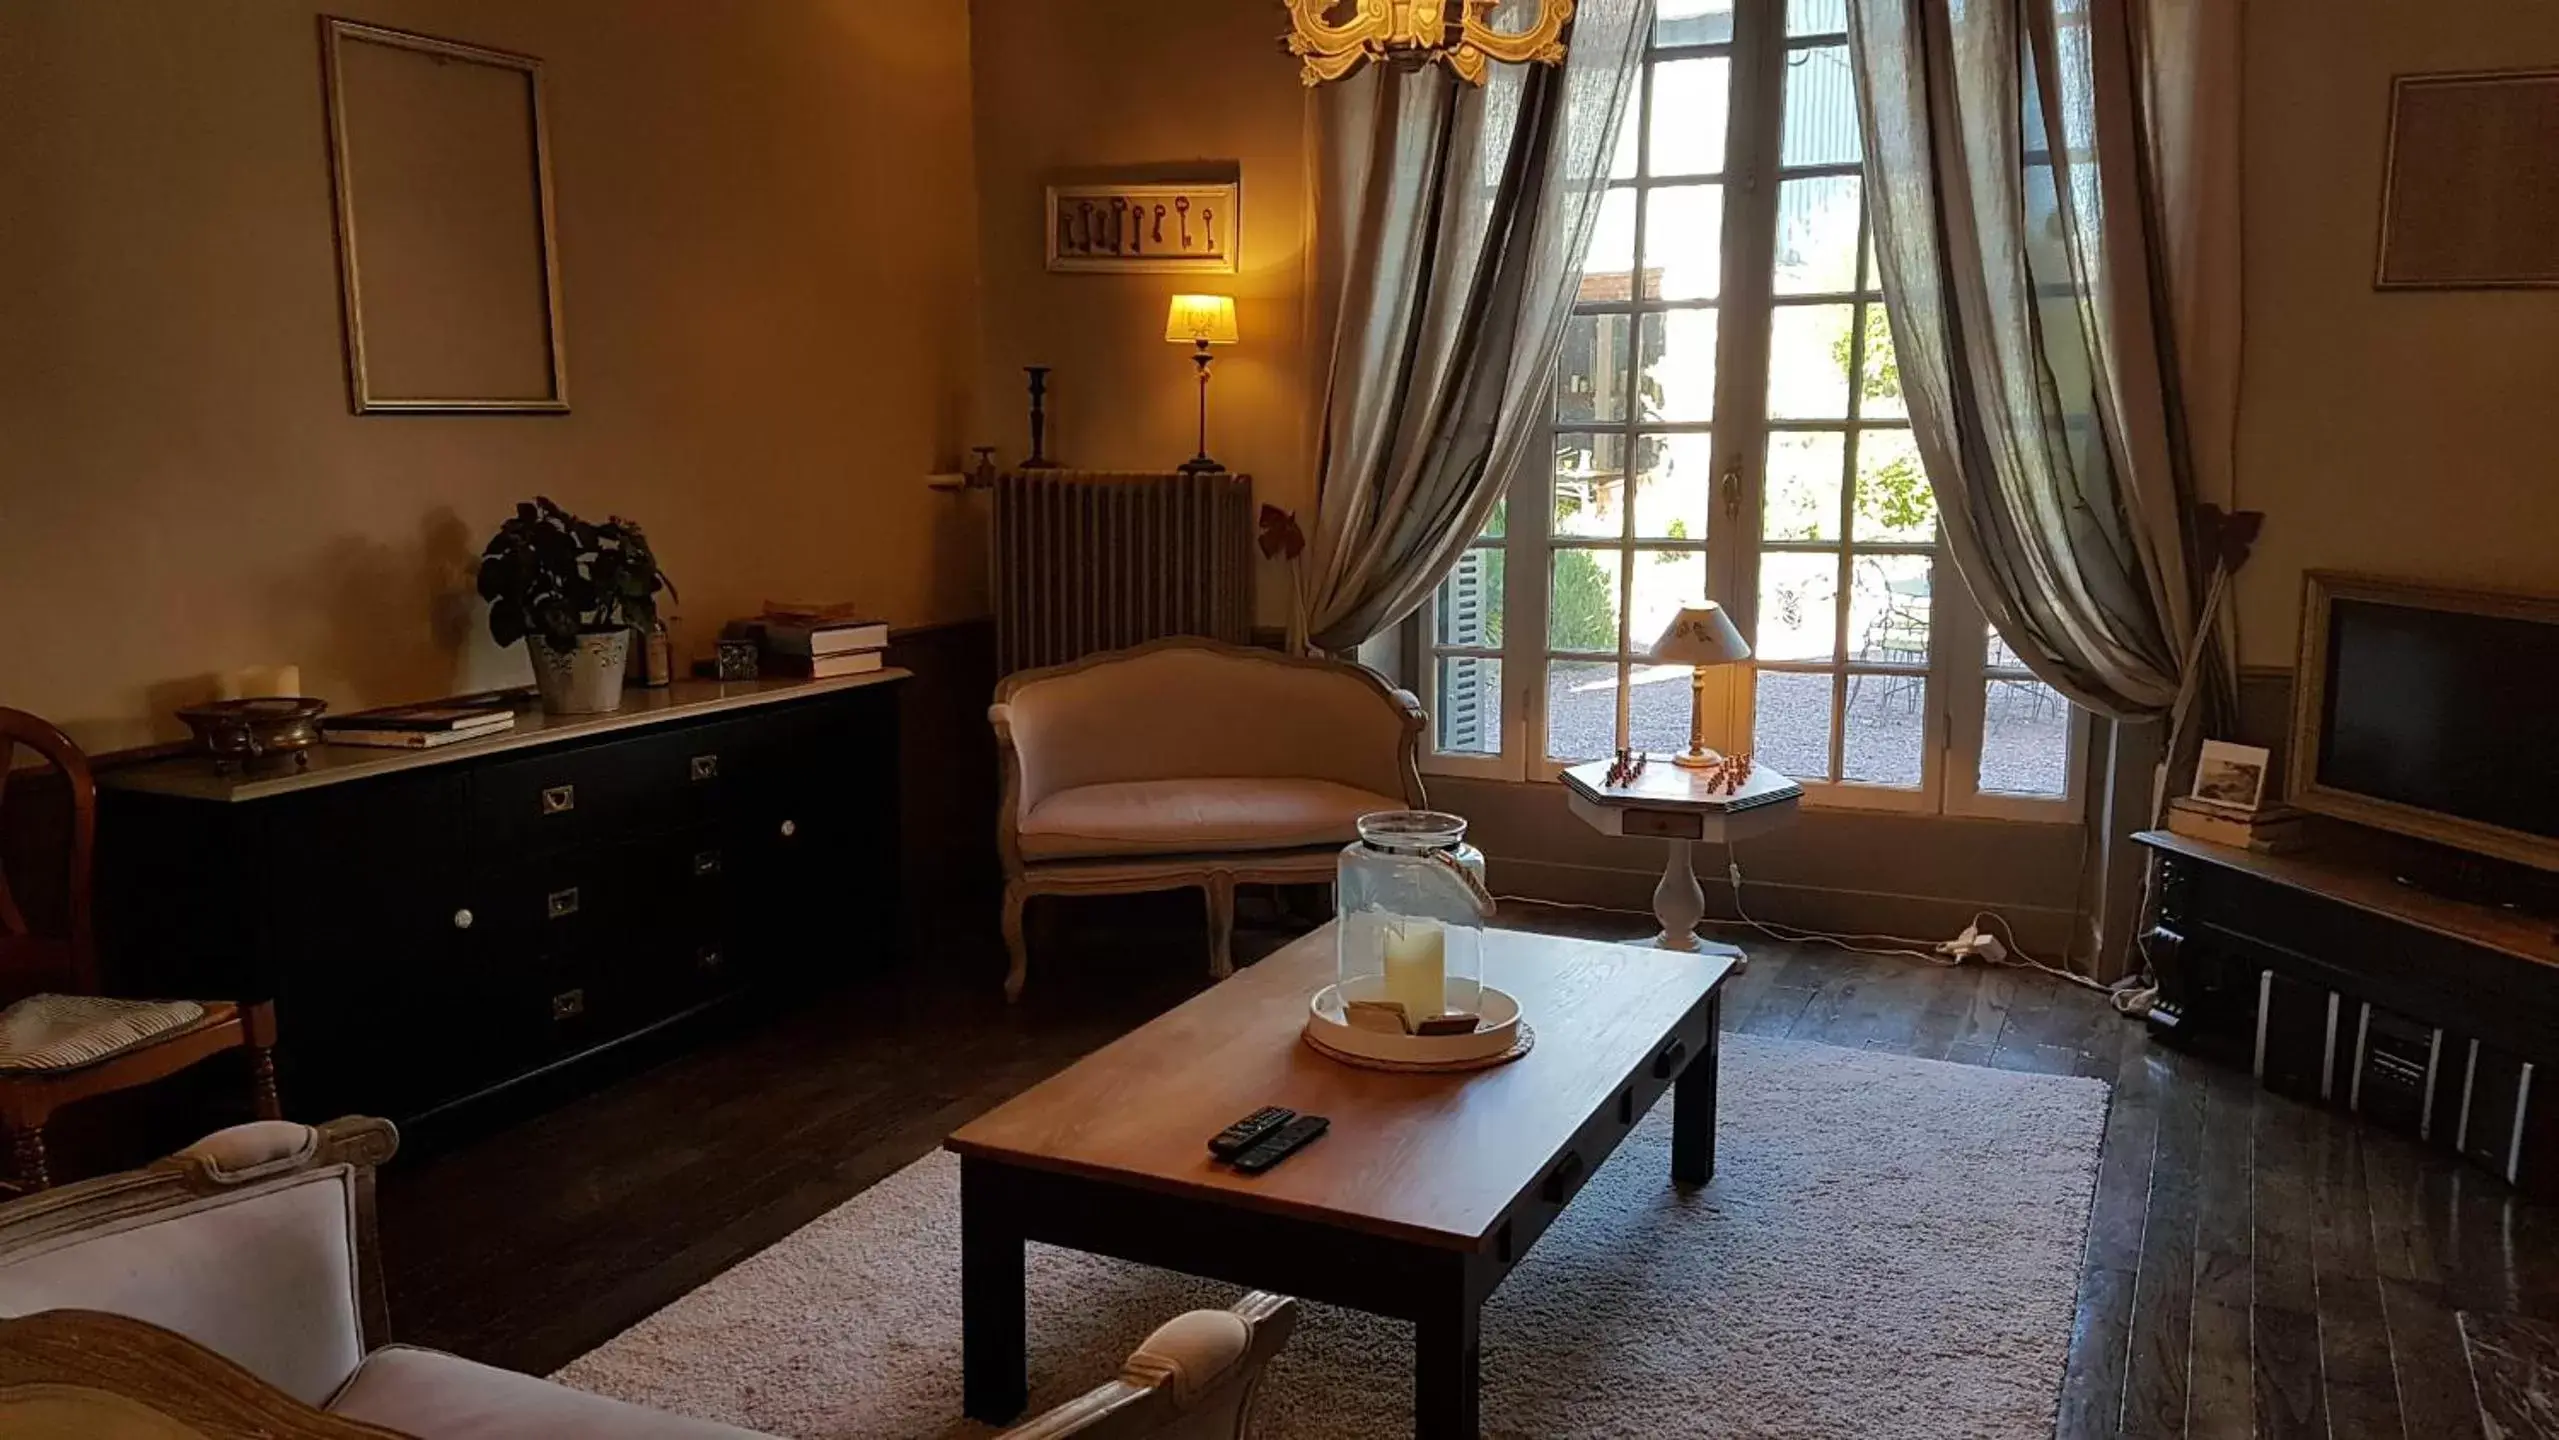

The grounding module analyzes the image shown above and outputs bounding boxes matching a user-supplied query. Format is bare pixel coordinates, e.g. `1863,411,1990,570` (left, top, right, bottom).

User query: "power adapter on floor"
1936,924,2008,965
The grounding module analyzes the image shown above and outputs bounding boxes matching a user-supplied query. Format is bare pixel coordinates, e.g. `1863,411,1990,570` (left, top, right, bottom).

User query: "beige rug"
559,1034,2109,1438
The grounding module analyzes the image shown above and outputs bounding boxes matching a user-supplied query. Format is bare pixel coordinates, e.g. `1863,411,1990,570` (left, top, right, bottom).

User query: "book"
2166,797,2305,852
759,649,884,679
325,719,515,750
760,620,889,657
326,702,516,733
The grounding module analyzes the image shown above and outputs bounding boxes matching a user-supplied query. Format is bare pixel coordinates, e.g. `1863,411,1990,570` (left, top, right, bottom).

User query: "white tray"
1303,982,1525,1069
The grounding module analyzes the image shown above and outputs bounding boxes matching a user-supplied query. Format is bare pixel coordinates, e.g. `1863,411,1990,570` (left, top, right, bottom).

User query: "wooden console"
94,675,903,1129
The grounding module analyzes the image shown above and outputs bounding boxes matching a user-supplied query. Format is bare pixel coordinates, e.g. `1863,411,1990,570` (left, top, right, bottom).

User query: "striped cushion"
0,994,208,1072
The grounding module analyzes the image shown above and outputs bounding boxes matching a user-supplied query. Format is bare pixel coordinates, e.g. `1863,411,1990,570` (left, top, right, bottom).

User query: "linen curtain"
1296,0,1651,654
1843,0,2242,727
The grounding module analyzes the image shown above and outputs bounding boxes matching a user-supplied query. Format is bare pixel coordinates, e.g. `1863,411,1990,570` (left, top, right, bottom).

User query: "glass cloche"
1335,810,1492,1023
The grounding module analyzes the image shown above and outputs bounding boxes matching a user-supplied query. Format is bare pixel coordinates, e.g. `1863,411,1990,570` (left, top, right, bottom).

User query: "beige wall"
2237,0,2559,667
0,0,981,751
967,0,1312,621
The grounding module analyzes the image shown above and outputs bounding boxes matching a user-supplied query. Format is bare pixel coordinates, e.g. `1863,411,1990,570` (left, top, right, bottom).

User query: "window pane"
1434,657,1502,756
1641,308,1719,422
1842,673,1926,786
1609,98,1639,181
1546,659,1621,762
1633,432,1715,540
1772,175,1861,295
1478,493,1507,540
1857,301,1907,418
1656,0,1735,45
1988,628,2029,672
1630,663,1699,757
1433,546,1504,647
1754,669,1833,781
1787,0,1848,35
1756,552,1838,661
1630,548,1709,653
1982,679,2072,796
1649,57,1732,178
1549,547,1624,653
1556,312,1631,424
1766,303,1853,420
1781,45,1861,168
1552,433,1625,540
1849,553,1931,664
1644,184,1724,301
1852,429,1935,543
1763,431,1844,541
1586,188,1638,292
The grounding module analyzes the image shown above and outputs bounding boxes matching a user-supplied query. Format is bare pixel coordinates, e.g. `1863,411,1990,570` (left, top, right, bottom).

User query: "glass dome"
1336,810,1491,1025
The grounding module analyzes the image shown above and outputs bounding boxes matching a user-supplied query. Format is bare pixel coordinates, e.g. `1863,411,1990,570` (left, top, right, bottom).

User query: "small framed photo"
2192,740,2274,813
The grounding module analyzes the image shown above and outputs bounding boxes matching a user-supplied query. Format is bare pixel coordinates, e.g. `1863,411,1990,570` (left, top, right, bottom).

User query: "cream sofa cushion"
1017,777,1402,860
328,1346,772,1439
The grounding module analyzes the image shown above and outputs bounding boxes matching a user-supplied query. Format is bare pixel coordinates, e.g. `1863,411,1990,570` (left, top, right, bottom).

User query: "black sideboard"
95,675,902,1129
2138,828,2559,1197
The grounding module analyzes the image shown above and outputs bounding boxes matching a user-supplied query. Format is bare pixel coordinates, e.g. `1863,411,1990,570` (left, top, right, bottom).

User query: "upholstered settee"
991,637,1427,1001
0,1118,1296,1439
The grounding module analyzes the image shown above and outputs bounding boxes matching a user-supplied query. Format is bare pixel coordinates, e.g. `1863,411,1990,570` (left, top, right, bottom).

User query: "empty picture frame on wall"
320,17,569,412
2376,68,2559,290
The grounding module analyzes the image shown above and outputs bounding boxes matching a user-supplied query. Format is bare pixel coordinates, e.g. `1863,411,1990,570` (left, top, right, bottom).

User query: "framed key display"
1046,181,1238,274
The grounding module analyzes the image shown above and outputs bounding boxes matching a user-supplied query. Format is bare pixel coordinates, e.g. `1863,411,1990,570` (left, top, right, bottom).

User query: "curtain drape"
1843,0,2242,728
1294,0,1651,655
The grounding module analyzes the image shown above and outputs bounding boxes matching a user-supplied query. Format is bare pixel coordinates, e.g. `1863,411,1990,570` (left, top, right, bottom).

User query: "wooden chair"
0,709,279,1193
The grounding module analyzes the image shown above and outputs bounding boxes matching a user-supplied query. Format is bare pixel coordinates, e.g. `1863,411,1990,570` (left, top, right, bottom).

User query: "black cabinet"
96,679,900,1127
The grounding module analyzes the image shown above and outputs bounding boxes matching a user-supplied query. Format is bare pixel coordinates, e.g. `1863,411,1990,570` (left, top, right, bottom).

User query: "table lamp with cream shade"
1648,602,1752,768
1164,293,1238,475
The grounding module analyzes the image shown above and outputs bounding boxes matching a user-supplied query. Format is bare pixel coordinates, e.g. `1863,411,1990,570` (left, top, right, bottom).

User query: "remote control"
1231,1114,1329,1174
1209,1106,1296,1159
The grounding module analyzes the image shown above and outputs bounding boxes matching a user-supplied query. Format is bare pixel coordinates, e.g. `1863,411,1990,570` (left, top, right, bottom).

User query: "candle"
218,664,303,700
1381,917,1446,1023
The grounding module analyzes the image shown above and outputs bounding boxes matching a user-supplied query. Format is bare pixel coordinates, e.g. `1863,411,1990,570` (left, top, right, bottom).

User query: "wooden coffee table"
946,923,1737,1439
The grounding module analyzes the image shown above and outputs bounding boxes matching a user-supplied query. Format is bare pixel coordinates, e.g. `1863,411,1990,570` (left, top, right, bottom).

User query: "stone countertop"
101,670,909,804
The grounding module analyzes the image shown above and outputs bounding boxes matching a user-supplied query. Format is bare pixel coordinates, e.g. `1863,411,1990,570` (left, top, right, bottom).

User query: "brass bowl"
175,697,329,768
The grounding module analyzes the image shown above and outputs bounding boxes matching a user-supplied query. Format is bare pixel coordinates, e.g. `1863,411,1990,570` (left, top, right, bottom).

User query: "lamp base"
1671,746,1726,770
1176,454,1228,475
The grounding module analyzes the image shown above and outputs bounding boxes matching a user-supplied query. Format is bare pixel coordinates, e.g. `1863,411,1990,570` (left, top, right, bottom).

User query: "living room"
3,1,2557,1437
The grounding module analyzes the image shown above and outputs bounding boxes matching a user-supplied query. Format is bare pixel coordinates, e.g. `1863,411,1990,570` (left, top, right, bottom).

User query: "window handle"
1721,462,1743,522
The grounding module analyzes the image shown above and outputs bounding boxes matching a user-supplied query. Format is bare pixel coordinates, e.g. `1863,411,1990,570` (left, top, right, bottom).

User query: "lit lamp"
1648,603,1752,769
1164,294,1239,475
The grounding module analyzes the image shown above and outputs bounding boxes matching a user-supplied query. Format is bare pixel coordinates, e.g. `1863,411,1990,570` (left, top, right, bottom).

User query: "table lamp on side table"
1165,294,1239,475
1649,603,1751,767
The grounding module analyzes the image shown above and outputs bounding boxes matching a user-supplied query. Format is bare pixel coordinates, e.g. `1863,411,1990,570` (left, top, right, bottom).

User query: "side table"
1560,759,1804,957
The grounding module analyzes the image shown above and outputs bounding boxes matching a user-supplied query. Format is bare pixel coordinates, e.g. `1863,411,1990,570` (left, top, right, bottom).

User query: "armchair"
0,1117,1297,1439
991,637,1426,1001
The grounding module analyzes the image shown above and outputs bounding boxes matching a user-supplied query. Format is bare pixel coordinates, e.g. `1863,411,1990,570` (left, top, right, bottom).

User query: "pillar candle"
1381,917,1446,1023
218,664,303,700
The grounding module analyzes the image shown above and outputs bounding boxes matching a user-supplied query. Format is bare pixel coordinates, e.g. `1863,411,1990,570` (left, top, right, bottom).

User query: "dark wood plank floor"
377,894,2555,1435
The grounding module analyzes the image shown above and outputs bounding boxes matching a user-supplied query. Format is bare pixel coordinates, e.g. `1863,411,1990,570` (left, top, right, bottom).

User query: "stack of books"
751,602,889,679
2166,795,2306,853
324,701,517,750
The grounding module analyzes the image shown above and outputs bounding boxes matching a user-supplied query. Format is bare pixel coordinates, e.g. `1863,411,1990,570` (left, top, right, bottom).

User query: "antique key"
1176,195,1192,248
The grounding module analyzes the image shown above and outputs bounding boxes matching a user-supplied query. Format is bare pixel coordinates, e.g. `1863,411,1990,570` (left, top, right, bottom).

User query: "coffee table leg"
961,1159,1028,1422
1415,1293,1482,1440
1673,991,1721,1186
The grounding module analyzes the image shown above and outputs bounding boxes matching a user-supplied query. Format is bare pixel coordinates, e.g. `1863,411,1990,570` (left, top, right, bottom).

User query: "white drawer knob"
779,819,798,838
453,908,475,931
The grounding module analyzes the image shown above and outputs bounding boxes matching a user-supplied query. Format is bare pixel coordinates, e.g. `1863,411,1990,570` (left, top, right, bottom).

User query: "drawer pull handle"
693,849,723,877
541,784,576,815
690,754,720,782
547,887,581,920
698,946,726,973
779,818,798,839
1543,1150,1585,1203
551,989,586,1021
1653,1038,1689,1080
452,908,474,931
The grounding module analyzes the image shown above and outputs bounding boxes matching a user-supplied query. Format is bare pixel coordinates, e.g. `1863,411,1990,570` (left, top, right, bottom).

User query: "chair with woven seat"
0,708,280,1193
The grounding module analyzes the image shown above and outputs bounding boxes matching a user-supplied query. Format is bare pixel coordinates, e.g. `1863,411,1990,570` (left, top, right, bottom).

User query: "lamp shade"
1648,603,1751,666
1164,294,1240,345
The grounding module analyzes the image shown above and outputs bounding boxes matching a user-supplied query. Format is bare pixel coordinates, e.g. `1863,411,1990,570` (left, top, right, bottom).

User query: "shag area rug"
559,1034,2109,1439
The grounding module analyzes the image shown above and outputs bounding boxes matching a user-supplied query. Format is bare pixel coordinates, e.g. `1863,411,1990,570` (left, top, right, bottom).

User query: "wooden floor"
377,894,2556,1436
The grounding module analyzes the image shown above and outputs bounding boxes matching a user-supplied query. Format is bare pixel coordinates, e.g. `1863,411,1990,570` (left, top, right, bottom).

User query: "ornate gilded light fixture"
1283,0,1574,87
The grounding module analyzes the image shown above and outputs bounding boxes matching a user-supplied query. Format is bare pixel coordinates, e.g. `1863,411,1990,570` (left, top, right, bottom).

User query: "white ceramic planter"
528,630,631,714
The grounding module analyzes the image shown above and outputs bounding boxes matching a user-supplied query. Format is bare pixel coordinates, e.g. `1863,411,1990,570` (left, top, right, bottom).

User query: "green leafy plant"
475,498,675,654
1550,548,1617,652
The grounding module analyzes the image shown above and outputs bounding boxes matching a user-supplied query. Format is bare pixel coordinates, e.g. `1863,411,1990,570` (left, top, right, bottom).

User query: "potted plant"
476,497,676,714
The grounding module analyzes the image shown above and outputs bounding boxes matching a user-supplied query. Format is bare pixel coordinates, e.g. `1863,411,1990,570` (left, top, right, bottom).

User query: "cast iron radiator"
991,468,1254,676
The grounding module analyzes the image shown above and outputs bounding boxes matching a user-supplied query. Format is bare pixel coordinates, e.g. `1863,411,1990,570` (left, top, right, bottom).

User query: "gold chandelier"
1284,0,1574,87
